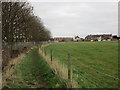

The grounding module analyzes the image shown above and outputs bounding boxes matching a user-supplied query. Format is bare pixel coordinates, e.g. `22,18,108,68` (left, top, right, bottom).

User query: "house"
112,35,118,41
73,36,84,42
73,36,80,42
85,34,112,41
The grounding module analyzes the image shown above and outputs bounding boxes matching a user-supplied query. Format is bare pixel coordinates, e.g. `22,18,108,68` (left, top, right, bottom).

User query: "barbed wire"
71,56,119,80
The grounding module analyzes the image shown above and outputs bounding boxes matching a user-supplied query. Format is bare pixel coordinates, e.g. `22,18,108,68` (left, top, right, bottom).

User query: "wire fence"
2,41,118,88
40,44,119,88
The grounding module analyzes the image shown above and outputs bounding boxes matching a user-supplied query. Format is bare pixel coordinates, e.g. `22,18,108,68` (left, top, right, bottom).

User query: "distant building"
53,37,73,42
118,37,120,40
73,36,84,42
112,35,118,41
85,34,112,41
73,36,80,42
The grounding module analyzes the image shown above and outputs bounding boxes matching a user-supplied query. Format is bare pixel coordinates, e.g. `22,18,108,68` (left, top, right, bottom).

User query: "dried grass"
2,52,26,88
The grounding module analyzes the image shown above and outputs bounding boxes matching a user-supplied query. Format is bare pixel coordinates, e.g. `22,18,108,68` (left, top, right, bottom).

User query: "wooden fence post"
51,49,52,64
68,53,72,87
41,47,43,52
42,47,44,54
40,45,41,49
44,48,46,56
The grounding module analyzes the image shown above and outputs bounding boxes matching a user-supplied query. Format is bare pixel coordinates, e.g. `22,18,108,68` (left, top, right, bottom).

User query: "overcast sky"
28,1,118,38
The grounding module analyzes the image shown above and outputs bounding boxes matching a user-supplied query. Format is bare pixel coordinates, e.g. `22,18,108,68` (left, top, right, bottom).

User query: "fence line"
71,56,119,80
39,46,78,88
41,47,103,88
41,46,102,88
39,43,118,88
72,67,108,88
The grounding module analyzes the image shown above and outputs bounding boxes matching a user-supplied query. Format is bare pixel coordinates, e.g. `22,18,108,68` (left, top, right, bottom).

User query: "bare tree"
2,2,51,43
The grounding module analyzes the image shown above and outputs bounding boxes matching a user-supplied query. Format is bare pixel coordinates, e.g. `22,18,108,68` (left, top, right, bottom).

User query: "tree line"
2,2,51,43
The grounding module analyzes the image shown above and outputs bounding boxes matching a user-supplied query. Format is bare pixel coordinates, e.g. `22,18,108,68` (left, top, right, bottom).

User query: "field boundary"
40,42,118,88
38,44,78,88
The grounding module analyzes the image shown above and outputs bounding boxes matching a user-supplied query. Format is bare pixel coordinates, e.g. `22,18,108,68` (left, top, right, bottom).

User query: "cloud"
28,0,119,2
29,2,118,38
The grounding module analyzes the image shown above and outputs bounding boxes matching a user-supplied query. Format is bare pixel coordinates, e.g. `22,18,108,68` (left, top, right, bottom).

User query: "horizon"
52,33,118,38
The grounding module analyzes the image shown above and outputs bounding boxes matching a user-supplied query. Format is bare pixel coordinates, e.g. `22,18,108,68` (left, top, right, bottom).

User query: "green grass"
45,41,118,88
7,48,67,88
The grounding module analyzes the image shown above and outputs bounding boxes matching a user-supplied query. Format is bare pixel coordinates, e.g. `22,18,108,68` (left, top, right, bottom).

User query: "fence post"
44,48,46,56
40,45,41,49
41,47,43,52
42,47,44,54
51,49,52,64
68,53,72,87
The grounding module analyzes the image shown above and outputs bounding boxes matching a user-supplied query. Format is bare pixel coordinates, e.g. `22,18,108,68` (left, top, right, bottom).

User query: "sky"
28,0,118,38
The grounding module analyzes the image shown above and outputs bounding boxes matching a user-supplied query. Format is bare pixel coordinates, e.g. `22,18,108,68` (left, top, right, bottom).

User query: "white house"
73,36,81,42
97,36,102,41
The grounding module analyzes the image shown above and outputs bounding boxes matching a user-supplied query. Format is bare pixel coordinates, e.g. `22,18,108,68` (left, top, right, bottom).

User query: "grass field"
7,48,67,88
44,41,118,88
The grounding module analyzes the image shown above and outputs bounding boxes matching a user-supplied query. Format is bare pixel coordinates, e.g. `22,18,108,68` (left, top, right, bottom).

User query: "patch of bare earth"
28,76,48,88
